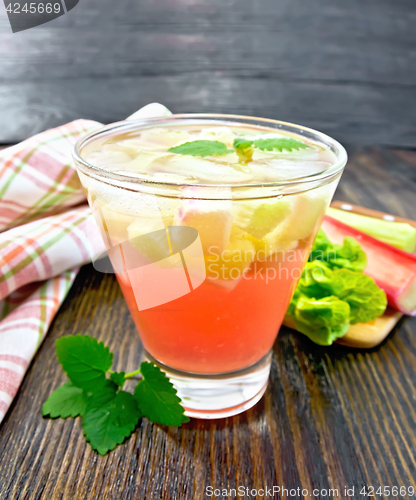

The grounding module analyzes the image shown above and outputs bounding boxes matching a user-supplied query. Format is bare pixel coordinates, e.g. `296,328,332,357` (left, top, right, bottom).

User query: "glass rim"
72,113,348,193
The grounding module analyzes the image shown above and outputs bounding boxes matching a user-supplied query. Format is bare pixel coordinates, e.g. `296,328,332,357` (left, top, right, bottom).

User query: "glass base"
143,350,272,419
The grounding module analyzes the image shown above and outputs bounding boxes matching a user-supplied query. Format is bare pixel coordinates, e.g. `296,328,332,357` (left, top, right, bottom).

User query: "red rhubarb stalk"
322,216,416,316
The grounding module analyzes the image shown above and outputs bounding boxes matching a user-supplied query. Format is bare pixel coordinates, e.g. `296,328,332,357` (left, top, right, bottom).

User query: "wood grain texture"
0,0,416,146
0,146,415,499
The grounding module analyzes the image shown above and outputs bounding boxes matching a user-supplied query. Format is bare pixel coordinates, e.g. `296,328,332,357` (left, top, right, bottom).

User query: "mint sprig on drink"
233,137,255,163
168,136,310,163
252,137,310,152
168,140,234,157
42,335,189,455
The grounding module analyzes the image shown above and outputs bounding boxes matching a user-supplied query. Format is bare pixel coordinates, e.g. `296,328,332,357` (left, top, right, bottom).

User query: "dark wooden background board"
0,146,415,500
0,0,416,147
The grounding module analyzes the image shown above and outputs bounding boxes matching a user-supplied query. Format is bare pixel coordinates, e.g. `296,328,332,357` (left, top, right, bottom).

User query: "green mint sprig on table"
42,335,189,456
168,137,310,163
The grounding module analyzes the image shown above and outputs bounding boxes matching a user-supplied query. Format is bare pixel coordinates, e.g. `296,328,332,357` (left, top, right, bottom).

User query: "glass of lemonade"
73,114,347,419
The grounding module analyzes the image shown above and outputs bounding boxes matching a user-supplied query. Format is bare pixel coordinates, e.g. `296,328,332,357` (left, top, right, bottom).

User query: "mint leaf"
42,381,87,419
44,335,190,456
83,390,141,455
134,362,189,426
253,137,309,152
168,140,233,157
110,372,126,387
55,335,113,392
85,380,118,407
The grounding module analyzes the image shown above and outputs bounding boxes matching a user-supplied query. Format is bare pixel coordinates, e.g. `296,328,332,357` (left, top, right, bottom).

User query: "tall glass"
73,114,347,418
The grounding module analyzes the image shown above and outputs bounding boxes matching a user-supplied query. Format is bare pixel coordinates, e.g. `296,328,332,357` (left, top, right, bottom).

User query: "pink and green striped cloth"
0,104,171,423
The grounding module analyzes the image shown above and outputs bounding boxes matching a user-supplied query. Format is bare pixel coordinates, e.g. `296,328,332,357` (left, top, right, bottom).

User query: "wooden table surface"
0,145,415,500
1,0,416,147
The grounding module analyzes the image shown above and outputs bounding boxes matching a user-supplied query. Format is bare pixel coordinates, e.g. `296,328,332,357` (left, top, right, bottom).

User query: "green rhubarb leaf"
329,238,367,272
290,262,387,327
134,362,189,426
287,230,388,345
329,270,387,324
309,230,367,272
168,140,234,157
55,335,113,392
82,390,141,456
294,260,335,300
42,381,87,419
253,137,309,152
293,296,351,346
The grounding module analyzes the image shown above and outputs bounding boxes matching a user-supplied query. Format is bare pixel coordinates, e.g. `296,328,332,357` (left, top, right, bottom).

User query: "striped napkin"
0,103,171,424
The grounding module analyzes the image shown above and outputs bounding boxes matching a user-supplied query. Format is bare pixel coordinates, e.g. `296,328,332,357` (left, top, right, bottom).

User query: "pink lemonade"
116,242,310,374
75,115,346,417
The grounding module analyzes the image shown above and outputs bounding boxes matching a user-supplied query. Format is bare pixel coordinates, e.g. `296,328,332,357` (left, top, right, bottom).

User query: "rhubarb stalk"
322,216,416,316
